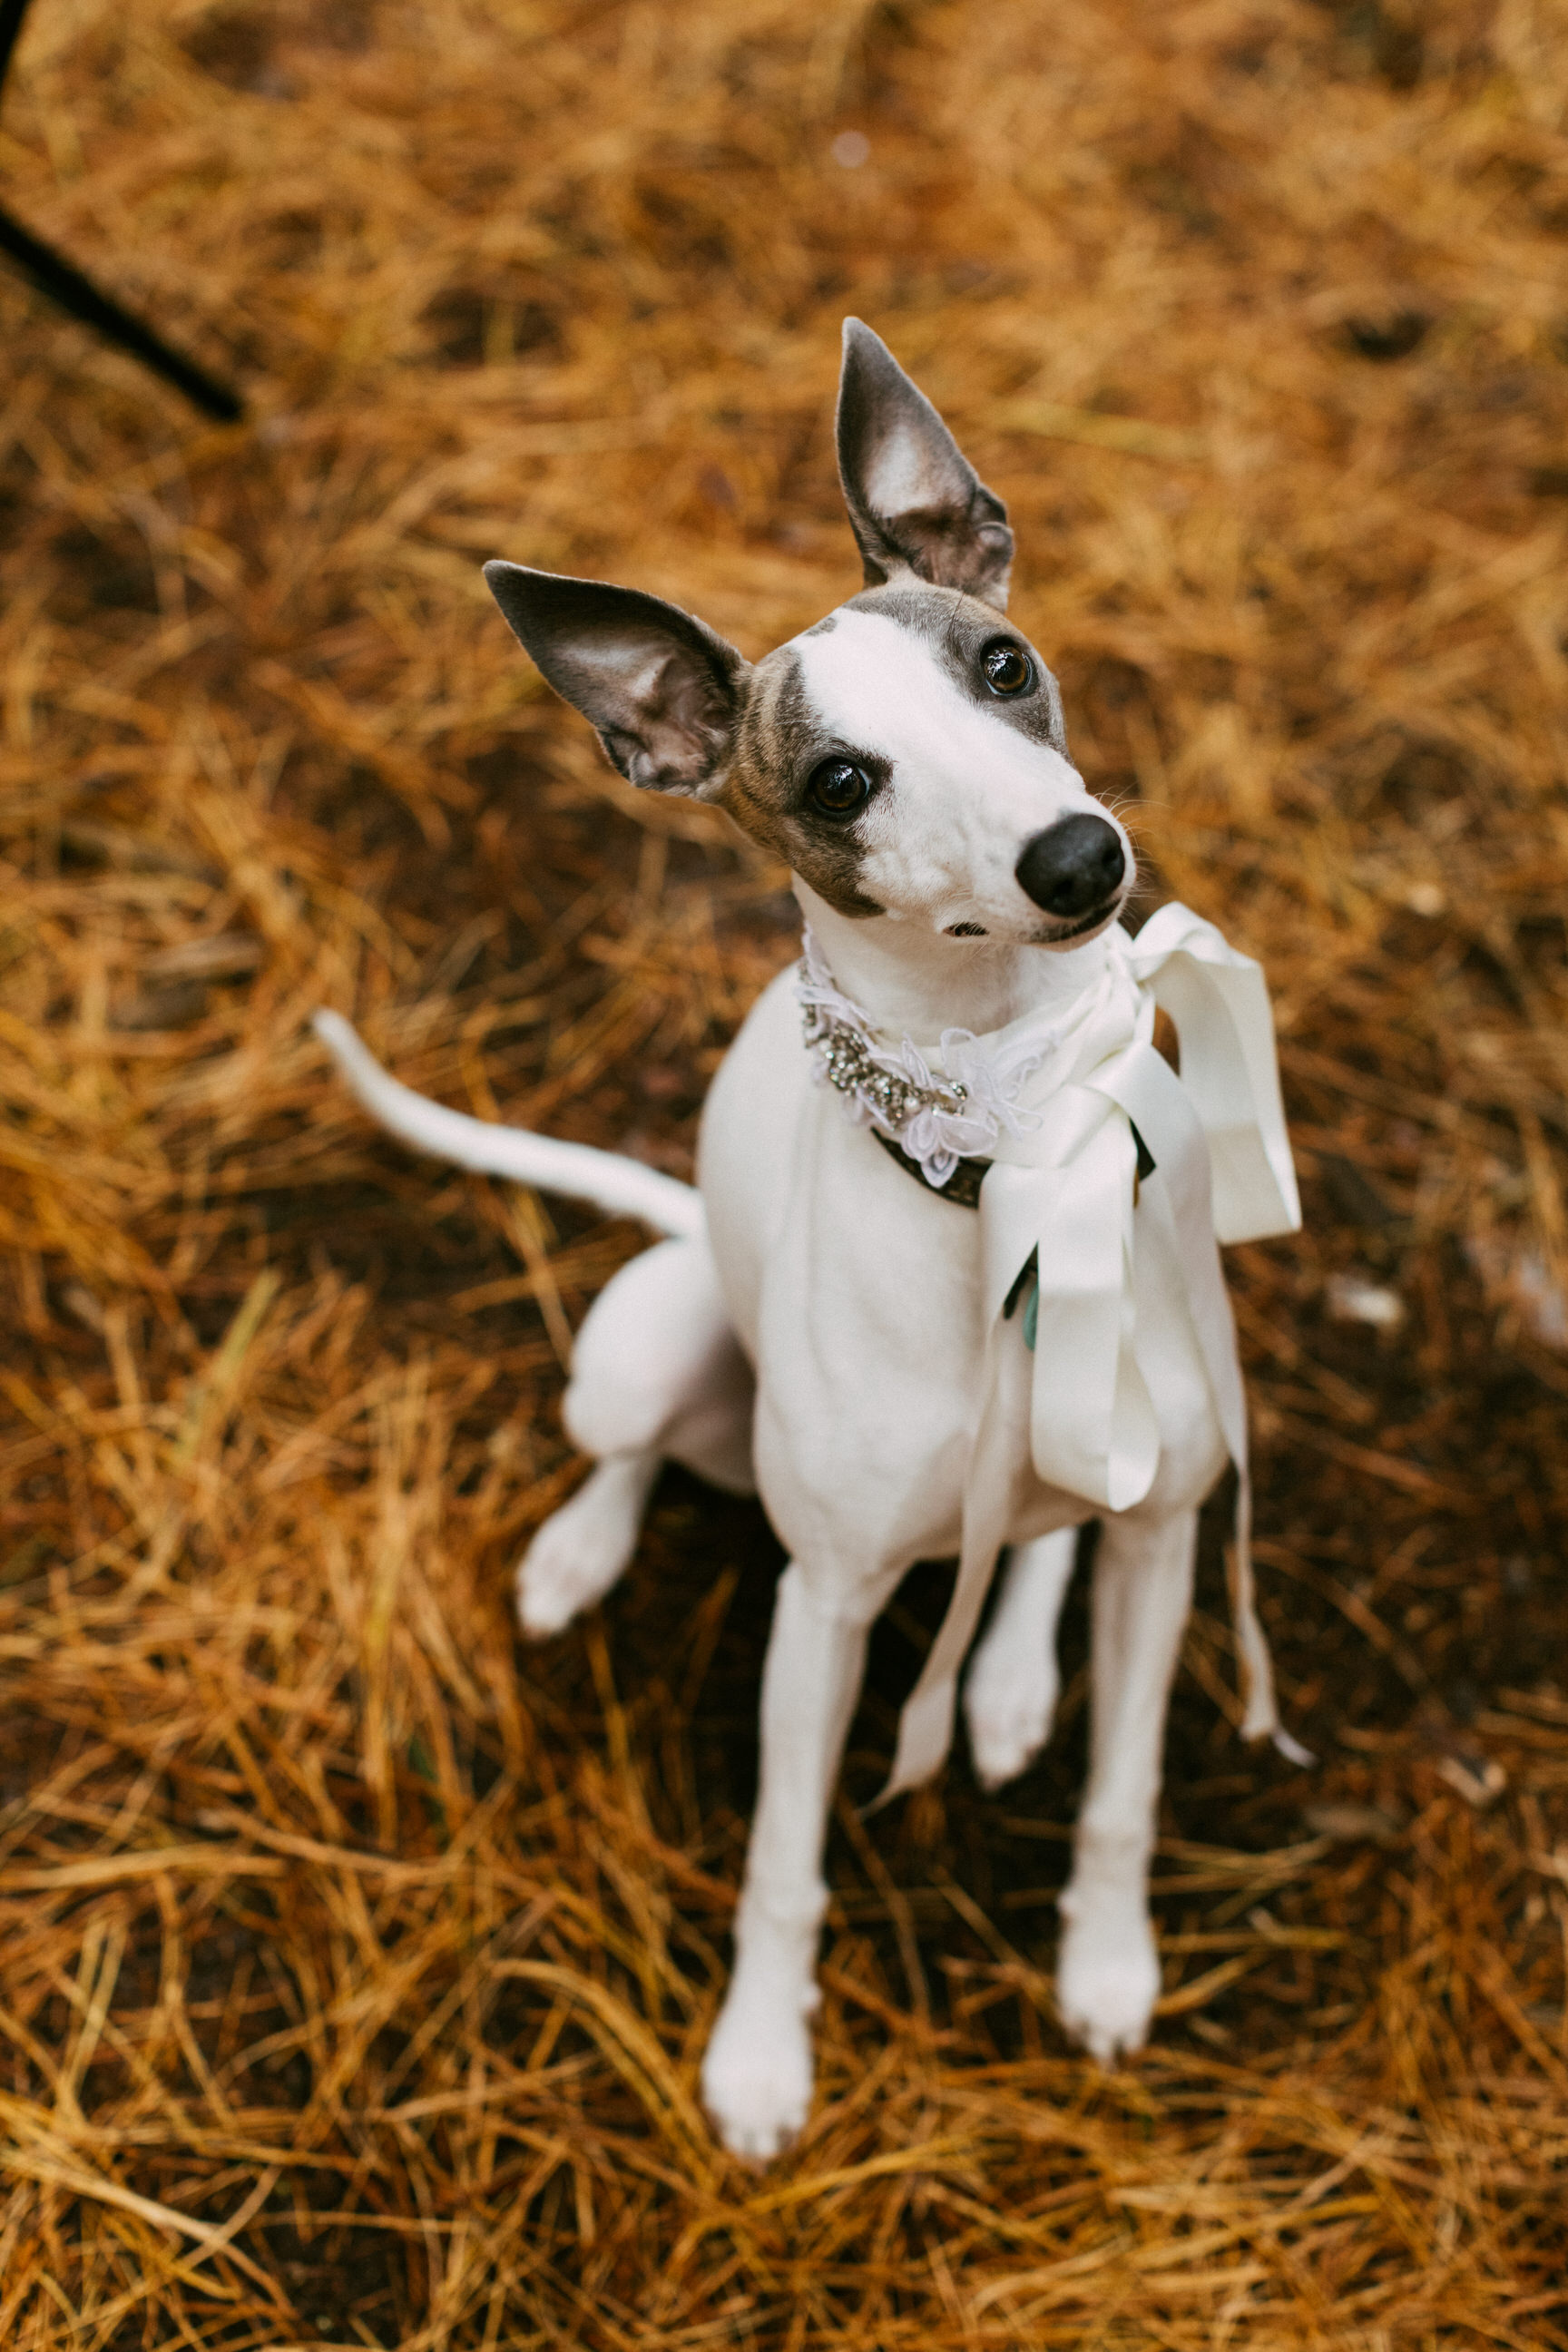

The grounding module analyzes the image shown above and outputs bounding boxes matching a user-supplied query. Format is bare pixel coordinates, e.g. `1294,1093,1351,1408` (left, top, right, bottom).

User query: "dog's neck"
794,879,1115,1045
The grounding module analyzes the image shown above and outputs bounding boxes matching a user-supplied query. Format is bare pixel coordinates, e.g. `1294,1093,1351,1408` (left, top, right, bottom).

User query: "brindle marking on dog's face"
719,642,887,916
482,322,1131,940
715,581,1130,942
842,583,1069,757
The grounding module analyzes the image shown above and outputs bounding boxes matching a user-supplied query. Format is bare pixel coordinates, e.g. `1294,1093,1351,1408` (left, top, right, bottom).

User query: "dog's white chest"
698,965,1225,1587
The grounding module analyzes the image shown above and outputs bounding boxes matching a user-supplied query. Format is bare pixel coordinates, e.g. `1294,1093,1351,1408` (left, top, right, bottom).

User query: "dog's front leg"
1055,1504,1196,2063
701,1561,878,2162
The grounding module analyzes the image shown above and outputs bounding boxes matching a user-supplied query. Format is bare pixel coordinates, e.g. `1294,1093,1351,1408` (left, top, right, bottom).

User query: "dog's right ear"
836,318,1014,609
484,563,747,797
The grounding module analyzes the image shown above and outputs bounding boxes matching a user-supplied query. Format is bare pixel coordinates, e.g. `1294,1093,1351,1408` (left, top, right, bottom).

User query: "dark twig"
0,0,243,419
0,208,244,420
0,0,31,93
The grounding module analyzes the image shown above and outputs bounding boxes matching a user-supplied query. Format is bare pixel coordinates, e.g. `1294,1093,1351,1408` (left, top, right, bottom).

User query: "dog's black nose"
1014,814,1125,917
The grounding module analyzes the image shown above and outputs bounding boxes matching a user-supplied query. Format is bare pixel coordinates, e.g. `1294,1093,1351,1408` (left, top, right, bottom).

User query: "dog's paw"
701,1991,814,2164
1055,1888,1160,2064
964,1640,1058,1792
514,1514,612,1638
514,1458,651,1638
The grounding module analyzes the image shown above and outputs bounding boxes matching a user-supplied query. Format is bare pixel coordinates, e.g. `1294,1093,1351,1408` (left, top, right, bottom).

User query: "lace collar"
796,924,1093,1187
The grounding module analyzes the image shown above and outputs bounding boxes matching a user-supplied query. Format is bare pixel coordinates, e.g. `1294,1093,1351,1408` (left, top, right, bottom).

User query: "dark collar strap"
874,1117,1157,1213
874,1130,990,1209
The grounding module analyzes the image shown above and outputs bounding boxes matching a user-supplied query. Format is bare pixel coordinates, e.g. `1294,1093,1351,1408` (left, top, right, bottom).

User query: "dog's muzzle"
1014,813,1125,918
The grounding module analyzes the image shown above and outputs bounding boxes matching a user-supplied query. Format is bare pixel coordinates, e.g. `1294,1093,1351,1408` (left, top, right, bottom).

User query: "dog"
316,319,1303,2162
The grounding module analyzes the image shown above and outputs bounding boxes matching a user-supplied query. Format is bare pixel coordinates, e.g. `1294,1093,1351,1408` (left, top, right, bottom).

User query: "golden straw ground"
0,0,1565,2341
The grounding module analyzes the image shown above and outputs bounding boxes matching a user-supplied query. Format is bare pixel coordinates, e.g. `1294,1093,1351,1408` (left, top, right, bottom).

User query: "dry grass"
1,0,1567,2341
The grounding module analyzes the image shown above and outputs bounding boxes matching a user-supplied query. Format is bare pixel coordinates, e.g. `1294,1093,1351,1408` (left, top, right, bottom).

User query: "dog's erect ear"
836,318,1014,610
484,563,747,796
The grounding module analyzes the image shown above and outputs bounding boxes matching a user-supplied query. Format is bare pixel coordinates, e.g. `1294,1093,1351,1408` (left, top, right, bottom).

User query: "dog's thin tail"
313,1010,705,1240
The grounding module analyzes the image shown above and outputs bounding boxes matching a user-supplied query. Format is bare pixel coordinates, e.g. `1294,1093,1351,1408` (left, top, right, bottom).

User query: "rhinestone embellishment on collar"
796,925,1062,1188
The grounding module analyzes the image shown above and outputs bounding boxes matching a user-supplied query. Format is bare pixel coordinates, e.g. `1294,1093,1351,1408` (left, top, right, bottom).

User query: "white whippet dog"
317,321,1304,2162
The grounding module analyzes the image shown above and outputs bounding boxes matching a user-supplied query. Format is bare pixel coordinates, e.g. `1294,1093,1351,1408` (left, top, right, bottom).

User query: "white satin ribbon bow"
874,901,1306,1807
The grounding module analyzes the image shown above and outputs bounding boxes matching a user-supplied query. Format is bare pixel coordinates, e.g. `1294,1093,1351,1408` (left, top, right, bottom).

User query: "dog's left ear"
836,318,1014,610
484,562,747,797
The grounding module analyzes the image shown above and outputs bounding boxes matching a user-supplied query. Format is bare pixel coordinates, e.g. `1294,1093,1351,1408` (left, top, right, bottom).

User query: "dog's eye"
807,758,873,816
982,640,1033,696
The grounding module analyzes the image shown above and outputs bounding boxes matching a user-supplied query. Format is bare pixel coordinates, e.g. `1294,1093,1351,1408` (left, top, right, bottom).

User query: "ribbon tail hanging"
1227,1468,1314,1766
868,1328,1019,1810
866,907,1309,1807
1096,1038,1311,1764
1022,1109,1161,1514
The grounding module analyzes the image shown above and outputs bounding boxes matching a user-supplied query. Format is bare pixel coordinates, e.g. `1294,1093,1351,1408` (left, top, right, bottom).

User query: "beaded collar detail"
796,924,1076,1188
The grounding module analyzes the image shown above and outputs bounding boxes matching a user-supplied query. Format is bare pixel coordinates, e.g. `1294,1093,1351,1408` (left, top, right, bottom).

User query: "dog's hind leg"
701,1559,892,2162
1054,1504,1197,2063
963,1527,1080,1791
516,1234,754,1638
516,1454,664,1639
